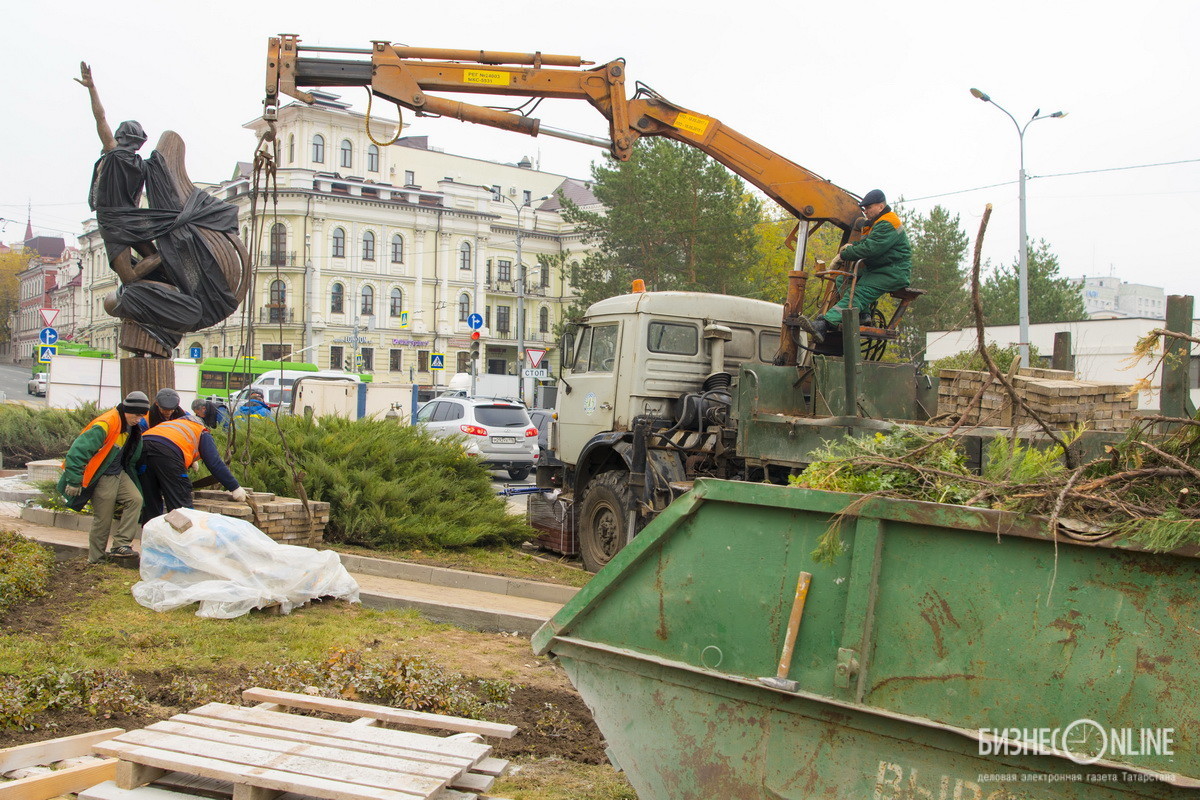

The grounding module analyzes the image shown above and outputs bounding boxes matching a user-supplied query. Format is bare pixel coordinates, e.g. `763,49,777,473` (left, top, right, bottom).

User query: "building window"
312,134,325,163
332,228,345,258
262,343,293,361
457,352,470,373
496,306,511,333
404,170,415,186
418,350,430,371
360,347,374,371
539,306,550,333
390,349,402,371
361,285,374,316
484,305,491,328
269,280,286,322
391,234,404,263
330,345,344,371
367,144,379,172
459,242,471,270
362,231,375,261
390,288,403,317
269,222,286,266
541,263,551,288
522,190,532,206
340,139,353,169
211,346,219,358
458,293,470,322
288,134,295,164
497,260,511,283
330,282,344,314
491,185,501,201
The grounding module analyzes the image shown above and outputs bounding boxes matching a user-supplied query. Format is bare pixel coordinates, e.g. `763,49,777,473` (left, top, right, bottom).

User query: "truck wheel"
507,467,531,481
579,470,637,573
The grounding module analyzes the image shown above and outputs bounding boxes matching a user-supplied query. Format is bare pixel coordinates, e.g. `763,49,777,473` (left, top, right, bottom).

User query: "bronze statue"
78,62,250,357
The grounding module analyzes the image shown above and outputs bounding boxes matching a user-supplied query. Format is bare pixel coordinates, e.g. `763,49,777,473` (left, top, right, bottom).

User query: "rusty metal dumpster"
533,479,1200,799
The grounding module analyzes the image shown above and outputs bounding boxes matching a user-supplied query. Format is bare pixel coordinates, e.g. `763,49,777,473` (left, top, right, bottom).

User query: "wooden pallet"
0,728,122,800
91,688,514,800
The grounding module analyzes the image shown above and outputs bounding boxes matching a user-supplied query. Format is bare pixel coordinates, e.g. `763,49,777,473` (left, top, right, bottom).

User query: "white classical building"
77,93,598,388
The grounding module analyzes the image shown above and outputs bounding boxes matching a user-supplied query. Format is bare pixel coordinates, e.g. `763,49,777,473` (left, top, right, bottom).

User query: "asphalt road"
0,363,44,404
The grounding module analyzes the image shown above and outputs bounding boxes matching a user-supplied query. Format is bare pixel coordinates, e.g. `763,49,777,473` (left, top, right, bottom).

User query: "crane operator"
798,189,912,343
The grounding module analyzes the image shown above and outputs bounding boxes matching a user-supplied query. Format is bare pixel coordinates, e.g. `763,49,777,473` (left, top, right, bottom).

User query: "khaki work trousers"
88,471,142,563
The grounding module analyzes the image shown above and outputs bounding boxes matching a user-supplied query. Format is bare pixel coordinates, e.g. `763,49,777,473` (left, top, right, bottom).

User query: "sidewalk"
4,505,574,635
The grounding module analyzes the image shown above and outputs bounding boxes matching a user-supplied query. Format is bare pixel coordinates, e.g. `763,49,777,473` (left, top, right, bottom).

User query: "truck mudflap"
534,479,1200,799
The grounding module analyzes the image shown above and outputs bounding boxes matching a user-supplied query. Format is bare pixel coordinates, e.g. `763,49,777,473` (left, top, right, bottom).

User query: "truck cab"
541,290,785,570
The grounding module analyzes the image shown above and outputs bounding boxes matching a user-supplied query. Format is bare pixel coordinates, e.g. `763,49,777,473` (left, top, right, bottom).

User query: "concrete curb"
338,553,578,605
22,505,98,533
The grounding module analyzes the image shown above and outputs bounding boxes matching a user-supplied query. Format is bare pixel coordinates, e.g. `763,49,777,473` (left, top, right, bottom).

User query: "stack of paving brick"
937,367,1137,431
192,489,330,546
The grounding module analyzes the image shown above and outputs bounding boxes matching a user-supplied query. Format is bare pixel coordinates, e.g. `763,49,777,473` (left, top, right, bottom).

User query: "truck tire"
579,470,638,573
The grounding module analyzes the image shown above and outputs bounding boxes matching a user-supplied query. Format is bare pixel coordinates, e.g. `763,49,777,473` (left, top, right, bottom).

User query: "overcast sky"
3,0,1196,298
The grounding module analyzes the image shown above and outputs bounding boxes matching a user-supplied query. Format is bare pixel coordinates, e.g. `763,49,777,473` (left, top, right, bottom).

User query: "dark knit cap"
121,391,151,415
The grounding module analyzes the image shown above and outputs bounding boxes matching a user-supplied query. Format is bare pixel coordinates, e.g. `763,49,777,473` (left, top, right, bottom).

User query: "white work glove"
65,484,81,498
230,486,248,502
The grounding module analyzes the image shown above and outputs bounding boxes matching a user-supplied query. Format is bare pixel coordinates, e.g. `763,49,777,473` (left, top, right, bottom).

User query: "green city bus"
196,358,322,400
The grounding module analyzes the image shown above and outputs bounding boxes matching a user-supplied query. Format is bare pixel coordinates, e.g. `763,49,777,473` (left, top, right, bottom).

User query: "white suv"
415,395,538,480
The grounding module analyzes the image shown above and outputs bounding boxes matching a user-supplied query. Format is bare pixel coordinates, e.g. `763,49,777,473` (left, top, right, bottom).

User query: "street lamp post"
969,88,1066,368
483,188,549,404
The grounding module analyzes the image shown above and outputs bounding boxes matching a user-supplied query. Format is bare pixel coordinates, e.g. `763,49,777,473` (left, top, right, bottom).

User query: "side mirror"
561,332,576,370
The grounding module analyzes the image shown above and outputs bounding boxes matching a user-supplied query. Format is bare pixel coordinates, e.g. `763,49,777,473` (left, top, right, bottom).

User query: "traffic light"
470,330,481,362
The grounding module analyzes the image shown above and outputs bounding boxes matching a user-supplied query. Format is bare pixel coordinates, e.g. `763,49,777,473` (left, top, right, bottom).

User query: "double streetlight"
969,87,1067,368
484,188,548,404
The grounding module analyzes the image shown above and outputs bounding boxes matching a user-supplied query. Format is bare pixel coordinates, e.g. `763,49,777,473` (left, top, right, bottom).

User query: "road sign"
39,328,58,346
39,309,58,328
526,348,547,368
467,313,484,330
189,346,203,359
522,368,549,379
430,353,445,370
399,311,410,329
38,345,56,364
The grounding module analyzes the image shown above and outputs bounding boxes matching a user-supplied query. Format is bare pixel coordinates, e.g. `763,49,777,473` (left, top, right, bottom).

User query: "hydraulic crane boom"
264,36,863,233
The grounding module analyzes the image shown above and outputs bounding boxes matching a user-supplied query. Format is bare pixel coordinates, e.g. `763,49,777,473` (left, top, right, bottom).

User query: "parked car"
27,373,47,397
414,396,538,480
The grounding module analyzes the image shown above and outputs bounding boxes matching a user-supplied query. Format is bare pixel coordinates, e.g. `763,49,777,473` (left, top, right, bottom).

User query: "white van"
236,370,361,411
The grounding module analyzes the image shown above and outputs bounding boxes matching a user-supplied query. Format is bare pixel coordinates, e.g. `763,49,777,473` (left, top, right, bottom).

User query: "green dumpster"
534,479,1200,799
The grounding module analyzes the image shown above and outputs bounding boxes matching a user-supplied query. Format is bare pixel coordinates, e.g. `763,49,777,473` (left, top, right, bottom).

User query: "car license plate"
491,436,516,444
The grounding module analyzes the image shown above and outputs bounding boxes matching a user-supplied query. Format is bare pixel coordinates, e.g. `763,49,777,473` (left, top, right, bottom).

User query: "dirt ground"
0,559,607,764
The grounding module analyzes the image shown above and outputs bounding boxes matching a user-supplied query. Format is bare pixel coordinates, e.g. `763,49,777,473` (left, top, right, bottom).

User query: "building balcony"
258,251,297,267
259,306,296,324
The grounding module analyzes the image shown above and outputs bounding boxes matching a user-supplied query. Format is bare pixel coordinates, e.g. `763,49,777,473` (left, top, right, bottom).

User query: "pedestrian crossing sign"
400,311,410,329
38,345,56,363
430,353,445,370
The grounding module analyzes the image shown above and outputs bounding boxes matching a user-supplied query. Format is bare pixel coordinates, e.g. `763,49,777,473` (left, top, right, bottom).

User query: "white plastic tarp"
132,509,360,619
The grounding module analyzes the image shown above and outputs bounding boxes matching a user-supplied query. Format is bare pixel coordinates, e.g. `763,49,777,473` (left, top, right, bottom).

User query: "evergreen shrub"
0,403,97,468
216,415,531,550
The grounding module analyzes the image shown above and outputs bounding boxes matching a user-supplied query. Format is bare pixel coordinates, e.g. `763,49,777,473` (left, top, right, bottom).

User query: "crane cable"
364,88,404,147
240,119,315,529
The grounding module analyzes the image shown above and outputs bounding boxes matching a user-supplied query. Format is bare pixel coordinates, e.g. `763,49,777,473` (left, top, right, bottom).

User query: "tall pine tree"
560,139,762,317
981,238,1086,325
900,204,970,357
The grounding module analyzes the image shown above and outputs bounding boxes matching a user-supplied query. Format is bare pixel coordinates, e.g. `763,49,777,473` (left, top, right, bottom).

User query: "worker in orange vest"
58,391,150,563
140,397,246,518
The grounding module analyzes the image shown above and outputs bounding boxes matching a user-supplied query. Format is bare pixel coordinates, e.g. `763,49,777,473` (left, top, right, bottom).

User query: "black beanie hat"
121,391,151,415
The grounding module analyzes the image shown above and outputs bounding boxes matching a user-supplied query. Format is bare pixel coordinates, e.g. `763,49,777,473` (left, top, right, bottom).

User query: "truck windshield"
571,324,618,372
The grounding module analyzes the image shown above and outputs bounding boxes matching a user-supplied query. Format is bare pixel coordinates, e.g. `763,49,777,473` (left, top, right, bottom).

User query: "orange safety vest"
80,408,125,487
148,417,206,467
